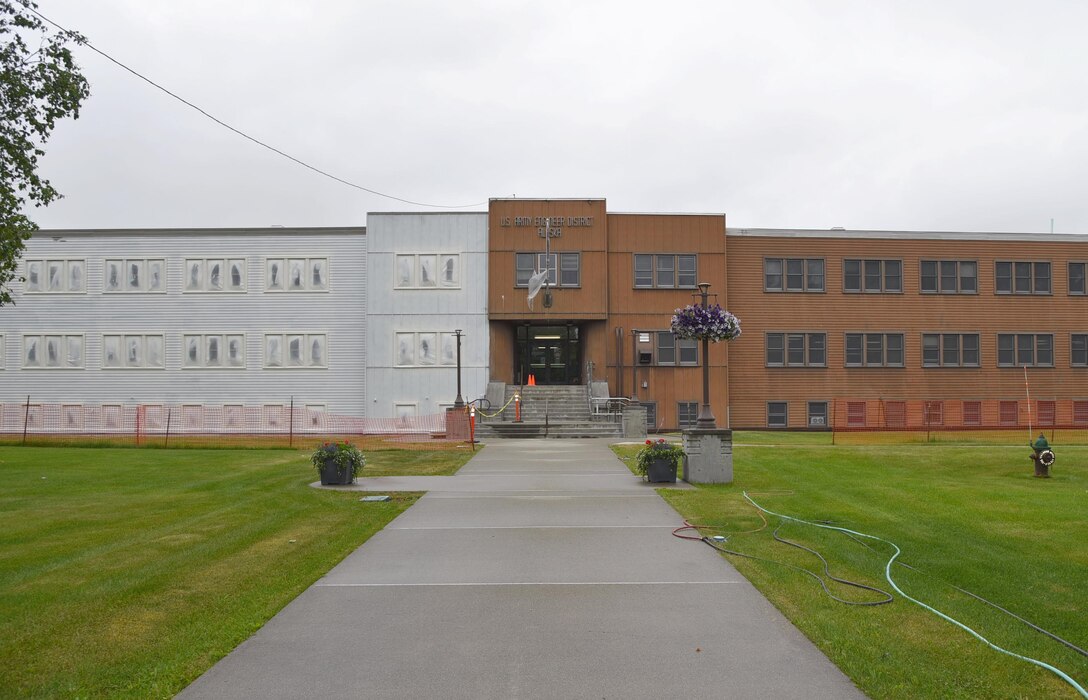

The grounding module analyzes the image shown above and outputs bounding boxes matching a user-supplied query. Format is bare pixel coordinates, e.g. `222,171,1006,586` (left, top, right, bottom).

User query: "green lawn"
0,445,475,698
614,436,1088,699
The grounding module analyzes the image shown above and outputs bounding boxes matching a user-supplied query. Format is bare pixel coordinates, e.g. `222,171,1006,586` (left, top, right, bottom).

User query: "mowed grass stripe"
0,445,474,698
614,435,1088,700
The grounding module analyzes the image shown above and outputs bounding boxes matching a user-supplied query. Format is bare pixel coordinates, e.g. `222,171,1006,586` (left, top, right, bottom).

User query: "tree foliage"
0,0,89,305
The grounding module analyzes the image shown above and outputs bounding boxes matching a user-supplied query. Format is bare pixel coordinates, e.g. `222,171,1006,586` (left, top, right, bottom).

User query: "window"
103,334,165,369
654,332,698,366
394,332,458,367
633,254,697,288
182,405,205,431
24,259,85,293
807,402,827,428
764,258,824,292
765,332,826,367
995,261,1050,294
398,254,459,288
515,253,579,287
21,335,82,370
921,333,980,367
920,260,977,294
262,404,288,430
560,253,580,286
23,334,83,368
846,402,866,427
643,402,658,432
997,334,1053,367
182,334,245,369
678,402,699,429
184,258,246,292
265,333,327,368
845,333,904,367
1073,400,1088,426
963,401,981,426
767,402,788,428
999,401,1019,425
303,404,327,432
105,258,165,293
1070,262,1086,295
924,401,943,426
1037,401,1056,427
265,257,329,292
884,401,906,428
844,259,901,293
678,338,698,365
1073,335,1088,367
62,404,84,430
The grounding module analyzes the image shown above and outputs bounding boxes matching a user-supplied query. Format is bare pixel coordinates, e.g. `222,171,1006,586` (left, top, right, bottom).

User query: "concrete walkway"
179,439,864,699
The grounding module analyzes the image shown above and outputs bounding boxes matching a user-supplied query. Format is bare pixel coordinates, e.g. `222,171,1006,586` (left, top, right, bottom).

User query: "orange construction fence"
0,401,464,449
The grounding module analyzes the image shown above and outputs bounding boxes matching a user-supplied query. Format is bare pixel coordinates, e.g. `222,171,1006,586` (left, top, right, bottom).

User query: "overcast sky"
28,0,1088,232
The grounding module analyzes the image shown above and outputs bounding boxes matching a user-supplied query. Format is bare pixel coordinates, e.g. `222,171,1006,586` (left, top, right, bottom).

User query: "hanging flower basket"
670,304,741,342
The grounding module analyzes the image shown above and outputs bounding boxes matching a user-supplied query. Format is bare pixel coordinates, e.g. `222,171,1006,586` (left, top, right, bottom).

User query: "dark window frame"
843,259,902,293
1071,334,1088,367
767,401,788,428
994,260,1051,295
963,400,982,426
844,332,905,367
1069,261,1087,296
514,252,581,288
763,257,825,293
764,332,827,367
807,401,828,428
634,253,698,289
643,401,658,432
921,333,981,368
920,259,978,294
677,401,699,429
999,400,1019,425
655,331,698,366
996,333,1054,367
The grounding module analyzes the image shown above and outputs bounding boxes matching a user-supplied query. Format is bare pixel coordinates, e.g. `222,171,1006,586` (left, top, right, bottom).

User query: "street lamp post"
695,282,716,429
453,329,465,409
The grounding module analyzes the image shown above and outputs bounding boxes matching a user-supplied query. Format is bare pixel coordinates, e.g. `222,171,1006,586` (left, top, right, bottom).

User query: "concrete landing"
178,439,864,699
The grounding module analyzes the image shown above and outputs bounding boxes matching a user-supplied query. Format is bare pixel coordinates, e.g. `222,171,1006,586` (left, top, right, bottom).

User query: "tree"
0,0,89,305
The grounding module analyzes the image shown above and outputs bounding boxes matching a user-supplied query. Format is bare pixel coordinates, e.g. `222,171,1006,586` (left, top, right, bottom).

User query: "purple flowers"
670,304,741,342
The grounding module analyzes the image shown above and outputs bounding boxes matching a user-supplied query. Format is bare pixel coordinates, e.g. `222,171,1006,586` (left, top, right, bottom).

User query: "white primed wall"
365,213,489,417
0,228,367,415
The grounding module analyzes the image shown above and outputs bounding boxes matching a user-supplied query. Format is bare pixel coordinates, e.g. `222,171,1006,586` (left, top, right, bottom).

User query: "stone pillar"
621,405,647,439
681,428,732,484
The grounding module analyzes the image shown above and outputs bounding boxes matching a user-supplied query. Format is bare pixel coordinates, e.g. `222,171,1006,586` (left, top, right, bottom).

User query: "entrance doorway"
515,324,581,385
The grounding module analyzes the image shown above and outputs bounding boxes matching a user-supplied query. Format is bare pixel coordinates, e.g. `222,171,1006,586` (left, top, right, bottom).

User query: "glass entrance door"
515,325,581,385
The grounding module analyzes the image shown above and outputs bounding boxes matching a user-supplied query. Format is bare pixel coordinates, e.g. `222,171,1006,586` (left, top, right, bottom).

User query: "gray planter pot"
319,459,354,485
646,457,677,483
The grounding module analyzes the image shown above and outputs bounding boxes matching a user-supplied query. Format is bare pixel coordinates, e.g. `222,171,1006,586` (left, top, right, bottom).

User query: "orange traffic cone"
528,374,536,386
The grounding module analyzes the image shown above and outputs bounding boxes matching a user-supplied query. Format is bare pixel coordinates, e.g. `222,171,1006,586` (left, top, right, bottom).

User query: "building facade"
0,227,367,432
2,198,1086,432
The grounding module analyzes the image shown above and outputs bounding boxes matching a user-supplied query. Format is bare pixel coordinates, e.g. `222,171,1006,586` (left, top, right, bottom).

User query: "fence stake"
165,407,172,448
289,396,294,448
22,394,30,445
135,405,141,447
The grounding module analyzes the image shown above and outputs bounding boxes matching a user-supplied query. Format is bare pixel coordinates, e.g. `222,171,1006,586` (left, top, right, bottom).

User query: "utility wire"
21,2,487,210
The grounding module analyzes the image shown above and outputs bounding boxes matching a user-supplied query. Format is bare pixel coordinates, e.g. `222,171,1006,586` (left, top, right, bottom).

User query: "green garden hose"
742,492,1088,699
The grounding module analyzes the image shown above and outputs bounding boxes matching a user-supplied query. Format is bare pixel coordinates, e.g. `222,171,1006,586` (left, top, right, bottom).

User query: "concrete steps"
478,385,623,439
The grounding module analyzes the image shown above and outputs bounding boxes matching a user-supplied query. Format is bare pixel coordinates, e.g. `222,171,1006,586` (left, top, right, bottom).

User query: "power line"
20,2,487,210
